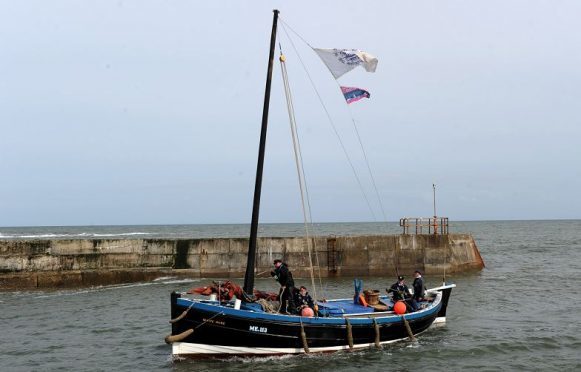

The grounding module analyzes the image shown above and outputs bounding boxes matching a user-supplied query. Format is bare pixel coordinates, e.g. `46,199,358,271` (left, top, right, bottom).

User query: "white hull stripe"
173,336,410,356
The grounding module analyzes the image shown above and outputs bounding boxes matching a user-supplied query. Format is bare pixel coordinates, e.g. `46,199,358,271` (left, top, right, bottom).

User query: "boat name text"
249,325,268,333
202,318,225,326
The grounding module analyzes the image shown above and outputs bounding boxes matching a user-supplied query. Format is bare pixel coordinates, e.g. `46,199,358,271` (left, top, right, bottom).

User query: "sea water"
1,220,580,371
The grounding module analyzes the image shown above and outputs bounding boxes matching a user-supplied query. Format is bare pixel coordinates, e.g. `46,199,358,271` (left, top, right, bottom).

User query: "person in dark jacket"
410,270,426,311
412,270,426,301
387,275,411,302
294,286,314,313
387,275,417,312
271,259,296,314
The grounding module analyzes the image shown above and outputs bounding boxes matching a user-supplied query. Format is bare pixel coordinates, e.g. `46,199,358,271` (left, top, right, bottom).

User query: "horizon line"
1,218,580,229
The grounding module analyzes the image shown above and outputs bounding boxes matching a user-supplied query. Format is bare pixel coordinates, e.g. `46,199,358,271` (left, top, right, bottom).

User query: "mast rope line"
279,46,318,302
281,18,399,277
281,46,326,299
280,21,378,222
280,18,313,48
281,17,388,223
278,41,325,300
350,117,388,223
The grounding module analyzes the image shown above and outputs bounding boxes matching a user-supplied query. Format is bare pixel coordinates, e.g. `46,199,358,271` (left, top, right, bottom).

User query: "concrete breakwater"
0,234,484,290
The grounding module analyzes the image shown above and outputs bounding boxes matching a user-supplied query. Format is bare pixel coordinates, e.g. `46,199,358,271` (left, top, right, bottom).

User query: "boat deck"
230,294,432,317
317,298,380,316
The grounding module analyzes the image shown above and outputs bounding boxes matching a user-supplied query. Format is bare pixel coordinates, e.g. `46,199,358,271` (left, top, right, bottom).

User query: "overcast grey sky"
1,1,580,226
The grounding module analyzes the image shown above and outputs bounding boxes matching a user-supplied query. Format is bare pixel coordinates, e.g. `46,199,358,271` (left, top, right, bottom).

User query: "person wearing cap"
270,259,296,314
387,275,411,302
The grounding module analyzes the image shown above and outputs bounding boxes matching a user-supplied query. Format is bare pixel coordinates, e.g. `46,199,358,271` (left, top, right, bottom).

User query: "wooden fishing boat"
168,284,454,357
166,10,456,358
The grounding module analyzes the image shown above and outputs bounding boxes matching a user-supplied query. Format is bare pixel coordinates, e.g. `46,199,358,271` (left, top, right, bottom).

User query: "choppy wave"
2,220,581,371
0,221,408,240
18,277,200,299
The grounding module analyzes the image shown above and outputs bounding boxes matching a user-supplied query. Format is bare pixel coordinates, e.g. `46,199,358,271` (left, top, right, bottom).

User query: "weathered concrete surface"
0,234,484,290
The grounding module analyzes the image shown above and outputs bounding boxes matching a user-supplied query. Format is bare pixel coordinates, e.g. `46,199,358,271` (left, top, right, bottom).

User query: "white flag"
313,48,378,79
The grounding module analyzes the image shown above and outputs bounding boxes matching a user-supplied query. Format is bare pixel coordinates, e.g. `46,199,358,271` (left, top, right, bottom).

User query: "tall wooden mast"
243,9,279,297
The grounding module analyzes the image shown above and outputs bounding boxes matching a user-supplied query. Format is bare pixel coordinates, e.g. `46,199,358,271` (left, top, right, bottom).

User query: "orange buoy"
393,301,406,315
301,307,314,317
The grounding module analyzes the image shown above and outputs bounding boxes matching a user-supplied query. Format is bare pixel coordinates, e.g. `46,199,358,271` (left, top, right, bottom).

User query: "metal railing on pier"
399,217,449,235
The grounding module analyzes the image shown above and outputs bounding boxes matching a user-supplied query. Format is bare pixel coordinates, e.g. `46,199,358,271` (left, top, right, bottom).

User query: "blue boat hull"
167,285,454,356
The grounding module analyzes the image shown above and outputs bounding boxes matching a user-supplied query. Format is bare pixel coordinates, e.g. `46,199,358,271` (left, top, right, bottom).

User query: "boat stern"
427,283,455,322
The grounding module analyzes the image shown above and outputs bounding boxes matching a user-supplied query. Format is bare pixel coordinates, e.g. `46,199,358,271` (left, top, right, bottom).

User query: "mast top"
243,9,280,297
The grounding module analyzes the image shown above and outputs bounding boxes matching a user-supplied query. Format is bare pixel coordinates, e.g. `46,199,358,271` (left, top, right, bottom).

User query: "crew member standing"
271,259,296,314
411,270,426,311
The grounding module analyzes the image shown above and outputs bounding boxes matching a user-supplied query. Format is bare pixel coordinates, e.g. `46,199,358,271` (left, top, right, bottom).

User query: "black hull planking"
169,292,445,350
436,286,453,318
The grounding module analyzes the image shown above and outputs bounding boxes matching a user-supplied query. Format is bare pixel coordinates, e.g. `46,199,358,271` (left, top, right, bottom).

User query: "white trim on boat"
172,336,409,356
426,283,456,293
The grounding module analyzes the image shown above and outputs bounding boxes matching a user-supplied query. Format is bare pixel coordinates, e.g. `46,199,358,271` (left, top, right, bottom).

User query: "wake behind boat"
166,10,456,358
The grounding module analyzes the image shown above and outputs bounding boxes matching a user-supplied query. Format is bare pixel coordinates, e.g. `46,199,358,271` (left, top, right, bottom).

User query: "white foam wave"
6,233,74,238
91,232,150,237
105,282,156,290
160,279,199,285
0,232,151,239
153,276,199,285
153,276,176,282
223,354,296,363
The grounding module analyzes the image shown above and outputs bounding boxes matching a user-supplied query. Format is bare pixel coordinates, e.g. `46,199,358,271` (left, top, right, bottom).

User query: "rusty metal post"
433,184,438,235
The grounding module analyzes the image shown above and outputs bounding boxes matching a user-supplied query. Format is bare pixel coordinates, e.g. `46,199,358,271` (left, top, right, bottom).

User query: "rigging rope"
280,19,386,290
350,117,388,223
280,18,313,48
279,48,318,303
280,20,378,222
281,18,399,277
443,238,447,285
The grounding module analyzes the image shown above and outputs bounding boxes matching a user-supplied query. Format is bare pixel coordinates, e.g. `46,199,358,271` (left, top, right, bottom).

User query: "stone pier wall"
0,234,484,290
